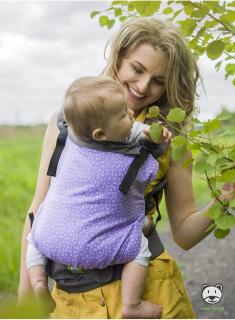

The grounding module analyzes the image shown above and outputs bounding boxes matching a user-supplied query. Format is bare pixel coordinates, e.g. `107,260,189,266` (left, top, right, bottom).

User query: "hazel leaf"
167,108,186,123
149,123,163,143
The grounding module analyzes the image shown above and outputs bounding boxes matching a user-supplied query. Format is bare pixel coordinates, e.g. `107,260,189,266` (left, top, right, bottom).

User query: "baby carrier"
29,117,169,293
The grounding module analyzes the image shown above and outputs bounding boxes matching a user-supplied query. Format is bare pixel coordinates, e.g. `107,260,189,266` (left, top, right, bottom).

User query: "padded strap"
119,141,168,195
47,125,68,177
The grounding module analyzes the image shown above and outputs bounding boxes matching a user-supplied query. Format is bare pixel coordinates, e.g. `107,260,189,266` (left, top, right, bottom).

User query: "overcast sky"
0,1,234,125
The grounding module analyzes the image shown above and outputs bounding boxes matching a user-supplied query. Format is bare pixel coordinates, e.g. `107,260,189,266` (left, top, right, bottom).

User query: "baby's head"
64,76,134,142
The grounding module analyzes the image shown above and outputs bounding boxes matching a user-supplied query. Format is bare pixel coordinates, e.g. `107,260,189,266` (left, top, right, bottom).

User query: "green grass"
0,126,211,295
0,126,44,293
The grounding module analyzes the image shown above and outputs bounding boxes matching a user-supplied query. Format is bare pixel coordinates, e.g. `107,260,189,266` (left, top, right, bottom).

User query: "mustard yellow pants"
51,251,195,319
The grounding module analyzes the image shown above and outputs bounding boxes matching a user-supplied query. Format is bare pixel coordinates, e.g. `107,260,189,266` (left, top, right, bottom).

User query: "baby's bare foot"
122,300,162,319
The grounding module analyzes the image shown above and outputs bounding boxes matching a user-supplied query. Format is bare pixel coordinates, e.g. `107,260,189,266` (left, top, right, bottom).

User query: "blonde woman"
18,18,234,318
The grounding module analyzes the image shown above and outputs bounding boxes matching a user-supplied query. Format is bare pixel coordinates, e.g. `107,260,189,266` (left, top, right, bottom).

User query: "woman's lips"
126,84,145,102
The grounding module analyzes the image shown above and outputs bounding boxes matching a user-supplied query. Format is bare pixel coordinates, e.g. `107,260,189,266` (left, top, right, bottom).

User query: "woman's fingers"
162,125,172,145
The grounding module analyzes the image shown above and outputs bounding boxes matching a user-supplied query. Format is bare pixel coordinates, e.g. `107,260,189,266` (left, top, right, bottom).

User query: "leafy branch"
148,106,235,238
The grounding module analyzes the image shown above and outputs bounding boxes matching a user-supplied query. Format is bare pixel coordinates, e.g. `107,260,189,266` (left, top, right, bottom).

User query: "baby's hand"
143,124,172,145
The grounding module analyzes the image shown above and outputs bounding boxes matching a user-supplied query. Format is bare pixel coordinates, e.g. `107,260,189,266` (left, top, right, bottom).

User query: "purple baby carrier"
32,137,158,269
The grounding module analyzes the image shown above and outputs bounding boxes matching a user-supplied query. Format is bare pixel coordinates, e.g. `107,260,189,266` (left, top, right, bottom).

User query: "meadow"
0,125,211,296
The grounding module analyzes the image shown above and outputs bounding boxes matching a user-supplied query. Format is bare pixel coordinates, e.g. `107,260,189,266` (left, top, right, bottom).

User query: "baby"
27,76,163,318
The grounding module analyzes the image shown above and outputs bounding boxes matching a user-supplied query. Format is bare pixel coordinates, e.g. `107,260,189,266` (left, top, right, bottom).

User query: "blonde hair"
64,76,125,141
103,17,200,121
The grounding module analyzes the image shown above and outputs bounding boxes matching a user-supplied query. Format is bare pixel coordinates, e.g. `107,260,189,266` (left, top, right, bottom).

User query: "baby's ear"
92,128,107,141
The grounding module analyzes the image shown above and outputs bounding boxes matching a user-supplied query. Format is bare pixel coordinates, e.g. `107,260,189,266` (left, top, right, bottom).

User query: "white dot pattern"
32,137,158,269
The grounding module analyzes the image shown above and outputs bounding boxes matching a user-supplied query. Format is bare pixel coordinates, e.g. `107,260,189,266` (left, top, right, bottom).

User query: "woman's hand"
143,124,172,145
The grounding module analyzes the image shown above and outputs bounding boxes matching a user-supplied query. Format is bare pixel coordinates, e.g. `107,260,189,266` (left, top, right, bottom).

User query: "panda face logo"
201,284,223,304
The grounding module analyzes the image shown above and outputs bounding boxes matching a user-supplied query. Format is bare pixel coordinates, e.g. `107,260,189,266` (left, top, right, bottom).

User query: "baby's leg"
26,233,55,314
121,235,162,319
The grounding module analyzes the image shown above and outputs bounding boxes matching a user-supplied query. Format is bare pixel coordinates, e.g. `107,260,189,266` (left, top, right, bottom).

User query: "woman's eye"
131,65,143,74
154,78,165,86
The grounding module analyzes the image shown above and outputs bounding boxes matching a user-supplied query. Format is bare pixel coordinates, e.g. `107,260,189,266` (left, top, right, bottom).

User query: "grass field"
0,126,211,295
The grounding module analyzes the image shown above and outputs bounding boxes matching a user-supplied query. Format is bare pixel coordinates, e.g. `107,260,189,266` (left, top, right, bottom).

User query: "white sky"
0,1,234,125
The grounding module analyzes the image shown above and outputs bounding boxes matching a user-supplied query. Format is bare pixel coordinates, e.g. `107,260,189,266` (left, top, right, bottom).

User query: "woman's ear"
92,128,107,141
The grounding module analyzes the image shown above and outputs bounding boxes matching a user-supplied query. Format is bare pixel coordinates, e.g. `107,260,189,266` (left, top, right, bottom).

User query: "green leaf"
216,215,235,230
219,169,235,183
204,202,221,220
225,63,235,79
90,11,100,18
194,153,212,174
167,108,186,123
192,7,209,18
233,78,235,86
172,135,188,147
203,118,221,133
149,123,163,143
214,228,230,239
221,11,235,23
131,1,161,16
212,3,225,14
99,15,109,27
189,130,201,137
182,2,194,15
171,144,188,162
148,106,160,118
188,143,201,151
163,7,173,15
119,16,128,23
204,20,219,28
178,19,197,36
114,7,122,16
107,19,115,29
171,136,188,162
206,40,225,60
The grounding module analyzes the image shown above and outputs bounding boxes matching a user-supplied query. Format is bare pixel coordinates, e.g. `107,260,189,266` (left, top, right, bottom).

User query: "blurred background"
0,1,234,317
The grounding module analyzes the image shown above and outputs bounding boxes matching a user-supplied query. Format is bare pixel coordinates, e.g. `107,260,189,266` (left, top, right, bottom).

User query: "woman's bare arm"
18,113,59,300
165,150,215,250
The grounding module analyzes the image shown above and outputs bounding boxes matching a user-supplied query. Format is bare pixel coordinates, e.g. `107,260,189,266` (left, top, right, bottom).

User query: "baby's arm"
128,122,172,145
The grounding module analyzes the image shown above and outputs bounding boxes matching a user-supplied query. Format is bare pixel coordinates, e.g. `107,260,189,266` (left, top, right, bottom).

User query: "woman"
18,17,234,318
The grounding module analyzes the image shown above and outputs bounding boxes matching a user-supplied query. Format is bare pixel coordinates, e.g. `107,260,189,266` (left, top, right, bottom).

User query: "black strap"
119,141,168,195
47,125,68,177
28,212,34,228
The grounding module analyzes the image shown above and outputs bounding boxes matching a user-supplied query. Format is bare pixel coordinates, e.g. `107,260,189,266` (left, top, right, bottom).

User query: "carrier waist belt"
46,229,164,293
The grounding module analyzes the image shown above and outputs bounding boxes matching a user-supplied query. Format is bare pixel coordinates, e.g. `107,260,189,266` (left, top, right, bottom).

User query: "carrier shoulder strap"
47,122,68,177
119,141,168,195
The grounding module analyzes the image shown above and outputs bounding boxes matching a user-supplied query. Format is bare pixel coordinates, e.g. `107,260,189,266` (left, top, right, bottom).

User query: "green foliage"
91,0,235,84
147,107,235,238
0,127,43,293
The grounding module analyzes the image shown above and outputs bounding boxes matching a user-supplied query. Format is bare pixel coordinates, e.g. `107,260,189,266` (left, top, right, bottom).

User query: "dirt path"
159,226,235,319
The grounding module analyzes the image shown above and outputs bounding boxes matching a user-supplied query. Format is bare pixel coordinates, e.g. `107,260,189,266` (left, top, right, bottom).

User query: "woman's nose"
137,76,150,94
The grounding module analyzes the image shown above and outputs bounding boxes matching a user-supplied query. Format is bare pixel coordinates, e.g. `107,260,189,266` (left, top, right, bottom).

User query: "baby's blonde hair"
64,76,125,141
103,17,200,120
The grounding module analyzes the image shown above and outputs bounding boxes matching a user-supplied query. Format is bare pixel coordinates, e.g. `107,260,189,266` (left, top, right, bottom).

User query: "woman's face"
117,43,168,117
